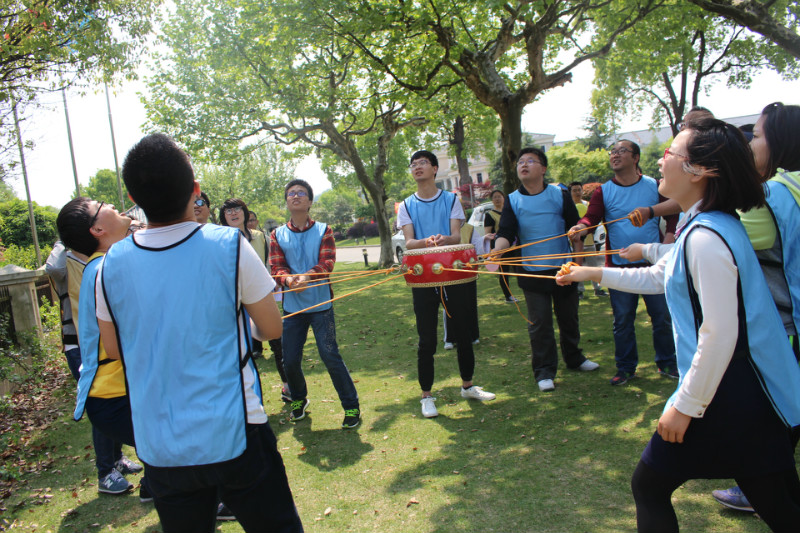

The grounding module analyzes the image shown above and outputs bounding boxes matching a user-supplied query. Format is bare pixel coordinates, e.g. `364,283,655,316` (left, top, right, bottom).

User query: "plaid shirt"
268,218,336,288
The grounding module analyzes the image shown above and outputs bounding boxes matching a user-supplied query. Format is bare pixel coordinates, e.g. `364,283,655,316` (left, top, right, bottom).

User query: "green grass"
336,236,382,247
1,262,783,532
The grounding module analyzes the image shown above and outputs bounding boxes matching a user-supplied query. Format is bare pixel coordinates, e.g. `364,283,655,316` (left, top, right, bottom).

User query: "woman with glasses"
558,118,800,532
219,198,290,400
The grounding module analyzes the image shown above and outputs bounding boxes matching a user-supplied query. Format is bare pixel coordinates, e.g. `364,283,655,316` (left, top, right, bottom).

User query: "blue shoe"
115,455,143,474
712,486,754,512
98,470,133,495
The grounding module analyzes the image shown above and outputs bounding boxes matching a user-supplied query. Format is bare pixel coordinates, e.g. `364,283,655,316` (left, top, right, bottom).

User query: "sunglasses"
194,199,208,207
287,191,308,198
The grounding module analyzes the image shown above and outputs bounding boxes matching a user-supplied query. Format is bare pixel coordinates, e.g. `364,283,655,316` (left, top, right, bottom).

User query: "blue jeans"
608,288,676,374
282,308,359,410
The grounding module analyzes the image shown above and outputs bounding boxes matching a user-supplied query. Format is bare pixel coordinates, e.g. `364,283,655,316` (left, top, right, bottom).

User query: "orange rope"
279,269,392,294
441,268,557,280
281,272,406,319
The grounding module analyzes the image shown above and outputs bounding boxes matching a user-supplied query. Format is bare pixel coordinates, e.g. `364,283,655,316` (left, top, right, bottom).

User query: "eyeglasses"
409,160,431,169
89,202,105,227
286,190,308,198
608,148,633,156
677,122,687,131
517,158,542,167
664,148,689,160
224,206,243,215
194,199,207,207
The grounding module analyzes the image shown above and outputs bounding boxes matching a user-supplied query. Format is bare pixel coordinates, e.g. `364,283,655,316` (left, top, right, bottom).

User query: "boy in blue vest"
397,150,496,418
268,179,361,429
494,148,599,392
95,134,302,533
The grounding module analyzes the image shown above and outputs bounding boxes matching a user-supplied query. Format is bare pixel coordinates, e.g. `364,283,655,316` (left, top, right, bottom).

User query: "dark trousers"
443,279,479,344
522,283,585,381
412,282,477,391
85,395,139,481
632,460,800,533
146,423,303,533
268,338,288,383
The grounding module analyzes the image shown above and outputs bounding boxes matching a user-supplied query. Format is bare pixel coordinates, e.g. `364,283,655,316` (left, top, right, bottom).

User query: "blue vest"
101,225,262,467
509,185,571,271
764,176,800,338
73,253,124,420
404,191,456,239
601,176,661,266
275,222,331,314
664,211,800,426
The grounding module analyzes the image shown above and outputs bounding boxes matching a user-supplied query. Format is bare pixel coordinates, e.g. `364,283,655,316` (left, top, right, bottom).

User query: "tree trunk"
498,103,523,194
451,116,472,188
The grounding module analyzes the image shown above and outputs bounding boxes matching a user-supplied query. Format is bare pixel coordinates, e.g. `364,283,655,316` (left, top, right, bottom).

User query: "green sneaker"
290,398,309,421
342,408,361,429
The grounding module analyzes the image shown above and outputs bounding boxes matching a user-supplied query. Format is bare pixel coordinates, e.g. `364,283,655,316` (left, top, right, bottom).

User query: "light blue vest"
764,176,800,338
275,222,331,314
509,185,570,271
404,191,456,239
73,254,117,420
601,176,661,266
102,225,262,467
664,211,800,426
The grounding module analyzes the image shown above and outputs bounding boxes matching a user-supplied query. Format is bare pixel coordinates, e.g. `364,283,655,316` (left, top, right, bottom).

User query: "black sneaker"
280,388,292,403
610,371,636,386
139,481,153,503
290,398,310,421
658,366,680,379
342,408,361,429
217,502,236,521
594,289,608,297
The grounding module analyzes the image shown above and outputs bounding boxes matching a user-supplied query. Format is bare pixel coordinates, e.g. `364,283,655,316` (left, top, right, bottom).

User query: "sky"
7,61,799,210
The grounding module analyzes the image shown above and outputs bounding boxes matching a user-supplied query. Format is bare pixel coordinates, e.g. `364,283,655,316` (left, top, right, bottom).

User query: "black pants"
412,282,477,391
631,460,800,532
146,423,303,533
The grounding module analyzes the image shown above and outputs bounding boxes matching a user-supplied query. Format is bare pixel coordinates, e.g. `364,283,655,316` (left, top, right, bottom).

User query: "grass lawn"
336,236,382,247
1,262,784,532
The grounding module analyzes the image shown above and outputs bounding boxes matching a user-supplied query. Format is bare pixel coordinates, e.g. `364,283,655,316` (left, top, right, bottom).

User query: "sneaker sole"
610,375,636,386
139,497,154,503
342,419,361,429
658,371,680,380
216,515,237,521
98,486,133,495
712,495,754,512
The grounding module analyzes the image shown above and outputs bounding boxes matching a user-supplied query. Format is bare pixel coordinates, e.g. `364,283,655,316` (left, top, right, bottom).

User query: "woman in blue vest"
557,118,800,532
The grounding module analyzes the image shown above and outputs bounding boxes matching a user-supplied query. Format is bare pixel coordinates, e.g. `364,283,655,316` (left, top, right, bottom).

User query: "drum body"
402,244,478,287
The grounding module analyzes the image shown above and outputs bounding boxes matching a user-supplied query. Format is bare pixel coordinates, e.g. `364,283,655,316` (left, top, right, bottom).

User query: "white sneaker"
444,342,455,350
460,386,496,401
421,397,438,418
538,379,555,392
472,339,480,345
578,360,599,372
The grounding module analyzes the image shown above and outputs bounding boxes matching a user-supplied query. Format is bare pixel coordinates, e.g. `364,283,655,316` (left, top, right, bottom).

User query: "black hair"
284,179,314,203
121,134,195,223
759,102,800,177
681,106,715,130
410,150,438,168
490,189,504,199
518,146,547,167
569,181,583,189
615,139,640,159
685,117,764,214
199,191,211,208
56,197,100,256
219,197,252,240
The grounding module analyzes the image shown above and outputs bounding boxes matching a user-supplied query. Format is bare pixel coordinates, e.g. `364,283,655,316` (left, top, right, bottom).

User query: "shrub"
0,244,53,270
347,221,366,239
363,223,378,238
333,231,345,241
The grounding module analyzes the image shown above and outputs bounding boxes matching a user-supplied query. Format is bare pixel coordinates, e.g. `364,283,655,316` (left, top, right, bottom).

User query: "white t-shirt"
396,190,465,229
95,222,275,424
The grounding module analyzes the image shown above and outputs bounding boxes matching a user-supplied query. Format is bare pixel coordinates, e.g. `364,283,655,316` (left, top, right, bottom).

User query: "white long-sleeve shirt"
601,203,739,418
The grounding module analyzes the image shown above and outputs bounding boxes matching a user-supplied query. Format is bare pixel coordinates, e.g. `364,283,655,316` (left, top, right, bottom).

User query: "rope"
281,272,406,319
279,268,393,294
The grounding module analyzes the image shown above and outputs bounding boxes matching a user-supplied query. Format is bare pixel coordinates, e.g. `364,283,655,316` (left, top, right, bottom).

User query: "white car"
391,201,495,262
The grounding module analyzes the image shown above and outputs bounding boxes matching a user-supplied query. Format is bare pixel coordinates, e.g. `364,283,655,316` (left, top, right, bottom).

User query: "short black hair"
615,139,640,158
759,102,800,177
490,189,504,199
199,191,211,208
121,134,195,223
518,147,547,167
410,150,438,168
569,181,583,189
56,197,100,256
686,117,764,214
284,179,314,203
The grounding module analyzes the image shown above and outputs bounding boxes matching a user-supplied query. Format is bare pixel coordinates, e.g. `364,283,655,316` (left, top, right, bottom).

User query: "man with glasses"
194,191,212,224
493,148,599,392
569,140,678,386
268,179,361,429
397,150,495,419
55,198,148,499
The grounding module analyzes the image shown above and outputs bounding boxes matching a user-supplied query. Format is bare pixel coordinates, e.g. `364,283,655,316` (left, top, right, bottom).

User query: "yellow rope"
279,268,392,294
282,272,406,319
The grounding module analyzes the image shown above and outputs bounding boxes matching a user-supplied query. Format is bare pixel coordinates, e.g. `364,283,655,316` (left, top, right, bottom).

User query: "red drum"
402,244,478,287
